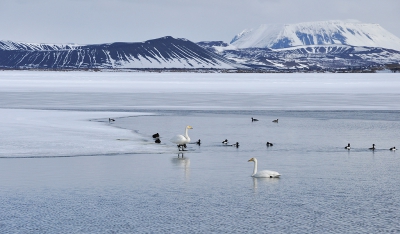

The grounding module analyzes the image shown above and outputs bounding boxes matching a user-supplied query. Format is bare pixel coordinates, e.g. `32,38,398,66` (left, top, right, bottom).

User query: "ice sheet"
1,71,399,94
0,109,172,158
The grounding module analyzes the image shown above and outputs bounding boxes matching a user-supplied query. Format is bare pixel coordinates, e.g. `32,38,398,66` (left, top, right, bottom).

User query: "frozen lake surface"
1,71,400,233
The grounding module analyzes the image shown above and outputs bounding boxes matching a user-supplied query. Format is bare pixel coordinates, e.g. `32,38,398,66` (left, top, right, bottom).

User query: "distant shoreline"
0,67,395,73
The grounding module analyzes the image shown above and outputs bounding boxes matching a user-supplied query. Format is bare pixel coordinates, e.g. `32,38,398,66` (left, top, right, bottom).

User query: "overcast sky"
0,0,399,44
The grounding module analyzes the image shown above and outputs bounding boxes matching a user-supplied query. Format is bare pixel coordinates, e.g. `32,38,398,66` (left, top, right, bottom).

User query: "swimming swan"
170,125,193,151
248,157,280,178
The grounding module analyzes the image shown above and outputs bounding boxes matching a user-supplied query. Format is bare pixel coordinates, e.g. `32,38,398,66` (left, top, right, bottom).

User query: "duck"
272,119,279,123
152,133,160,138
345,143,350,150
390,147,396,151
231,142,239,148
222,139,228,144
108,118,115,122
170,125,193,151
248,157,280,178
251,117,259,122
369,144,375,150
155,138,161,144
196,139,201,145
266,142,273,147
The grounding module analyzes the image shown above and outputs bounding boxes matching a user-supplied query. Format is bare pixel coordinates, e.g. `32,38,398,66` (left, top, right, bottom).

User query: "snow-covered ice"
0,109,171,157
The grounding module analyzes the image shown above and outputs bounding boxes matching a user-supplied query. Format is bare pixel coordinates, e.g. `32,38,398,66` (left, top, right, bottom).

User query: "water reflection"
252,177,280,192
171,153,190,181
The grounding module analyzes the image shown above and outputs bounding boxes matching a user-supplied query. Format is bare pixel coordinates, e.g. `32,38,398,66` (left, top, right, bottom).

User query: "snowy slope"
0,37,244,69
231,20,400,51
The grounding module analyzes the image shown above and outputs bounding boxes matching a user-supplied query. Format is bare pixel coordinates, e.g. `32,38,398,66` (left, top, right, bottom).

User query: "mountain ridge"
198,41,400,71
1,20,400,71
0,36,243,69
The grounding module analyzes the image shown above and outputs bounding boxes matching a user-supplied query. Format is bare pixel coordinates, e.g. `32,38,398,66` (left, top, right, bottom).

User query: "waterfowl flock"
146,116,396,178
344,143,396,151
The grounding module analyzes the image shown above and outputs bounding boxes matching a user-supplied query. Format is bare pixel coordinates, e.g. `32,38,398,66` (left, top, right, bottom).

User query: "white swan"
170,125,193,151
248,157,280,178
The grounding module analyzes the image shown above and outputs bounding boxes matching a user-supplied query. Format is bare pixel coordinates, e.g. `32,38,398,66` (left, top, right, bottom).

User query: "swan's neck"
252,160,258,176
184,127,190,141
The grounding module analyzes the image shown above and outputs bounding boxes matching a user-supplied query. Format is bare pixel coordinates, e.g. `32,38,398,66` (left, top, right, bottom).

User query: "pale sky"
0,0,399,44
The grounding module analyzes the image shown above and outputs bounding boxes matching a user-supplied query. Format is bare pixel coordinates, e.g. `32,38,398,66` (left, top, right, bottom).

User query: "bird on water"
369,144,376,150
170,125,193,151
248,157,280,178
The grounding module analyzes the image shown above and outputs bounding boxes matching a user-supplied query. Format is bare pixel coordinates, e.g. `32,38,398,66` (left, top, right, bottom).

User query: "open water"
1,109,400,233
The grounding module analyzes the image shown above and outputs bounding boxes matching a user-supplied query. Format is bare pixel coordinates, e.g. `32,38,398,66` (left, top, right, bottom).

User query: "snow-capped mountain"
199,41,400,70
0,36,243,69
231,20,400,51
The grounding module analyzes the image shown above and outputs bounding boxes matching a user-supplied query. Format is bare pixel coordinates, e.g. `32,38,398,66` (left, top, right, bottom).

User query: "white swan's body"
170,126,193,151
248,157,280,178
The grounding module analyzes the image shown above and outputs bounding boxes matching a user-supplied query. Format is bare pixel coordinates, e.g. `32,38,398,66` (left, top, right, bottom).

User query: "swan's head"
186,125,193,129
248,157,256,162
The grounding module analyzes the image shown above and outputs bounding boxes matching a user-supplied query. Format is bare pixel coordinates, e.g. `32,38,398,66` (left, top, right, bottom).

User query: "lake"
0,72,399,233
